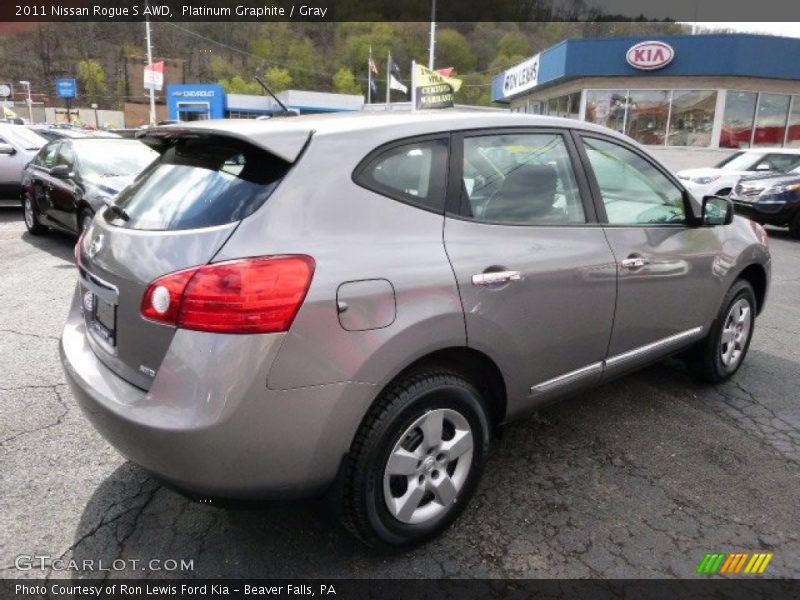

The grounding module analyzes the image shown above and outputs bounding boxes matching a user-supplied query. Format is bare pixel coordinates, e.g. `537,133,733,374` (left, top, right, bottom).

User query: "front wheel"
685,280,756,383
340,369,490,550
22,193,46,235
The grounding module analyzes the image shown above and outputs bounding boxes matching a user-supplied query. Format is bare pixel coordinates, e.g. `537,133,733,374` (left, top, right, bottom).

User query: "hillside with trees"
0,21,687,108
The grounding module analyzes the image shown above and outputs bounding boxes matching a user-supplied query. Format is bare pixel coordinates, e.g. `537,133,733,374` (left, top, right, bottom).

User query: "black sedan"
730,166,800,238
21,138,157,236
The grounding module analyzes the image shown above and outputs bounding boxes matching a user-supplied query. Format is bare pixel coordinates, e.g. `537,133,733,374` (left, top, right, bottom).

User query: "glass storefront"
518,88,800,148
753,93,791,147
667,90,716,147
585,89,717,147
787,98,800,148
585,90,628,134
625,90,670,146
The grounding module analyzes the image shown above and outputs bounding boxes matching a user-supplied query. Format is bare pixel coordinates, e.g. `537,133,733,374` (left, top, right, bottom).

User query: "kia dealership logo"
626,41,675,70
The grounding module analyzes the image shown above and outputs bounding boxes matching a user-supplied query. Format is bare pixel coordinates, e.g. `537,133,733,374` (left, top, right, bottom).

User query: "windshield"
75,140,158,177
714,151,763,171
5,127,47,150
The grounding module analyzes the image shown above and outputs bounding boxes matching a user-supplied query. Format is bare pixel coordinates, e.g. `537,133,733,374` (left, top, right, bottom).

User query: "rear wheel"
684,280,756,383
22,192,46,235
340,369,490,550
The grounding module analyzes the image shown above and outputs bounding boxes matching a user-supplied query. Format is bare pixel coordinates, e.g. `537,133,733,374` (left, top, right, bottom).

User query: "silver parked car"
0,124,47,206
62,112,770,549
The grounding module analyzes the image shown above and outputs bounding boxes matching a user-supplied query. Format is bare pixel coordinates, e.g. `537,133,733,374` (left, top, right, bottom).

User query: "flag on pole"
368,56,379,75
387,56,408,95
436,67,455,77
144,60,165,91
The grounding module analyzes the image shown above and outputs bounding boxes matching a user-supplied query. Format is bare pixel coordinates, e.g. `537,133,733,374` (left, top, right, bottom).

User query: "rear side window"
355,138,448,212
104,135,290,231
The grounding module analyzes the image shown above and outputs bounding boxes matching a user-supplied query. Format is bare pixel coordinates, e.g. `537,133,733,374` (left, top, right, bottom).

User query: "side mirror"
0,143,15,155
702,195,734,226
755,162,771,171
49,165,72,179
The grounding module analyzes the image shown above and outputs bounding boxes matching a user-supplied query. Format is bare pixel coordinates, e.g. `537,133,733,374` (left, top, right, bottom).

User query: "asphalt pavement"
1,208,798,579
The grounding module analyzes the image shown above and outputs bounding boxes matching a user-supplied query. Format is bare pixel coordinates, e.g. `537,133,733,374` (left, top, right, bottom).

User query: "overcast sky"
691,23,800,38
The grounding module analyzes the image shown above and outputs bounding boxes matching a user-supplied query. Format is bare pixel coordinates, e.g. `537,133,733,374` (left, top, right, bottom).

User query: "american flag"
368,56,379,75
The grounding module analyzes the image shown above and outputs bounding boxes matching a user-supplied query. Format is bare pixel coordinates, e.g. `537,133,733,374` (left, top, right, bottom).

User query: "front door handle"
472,270,522,286
621,256,651,269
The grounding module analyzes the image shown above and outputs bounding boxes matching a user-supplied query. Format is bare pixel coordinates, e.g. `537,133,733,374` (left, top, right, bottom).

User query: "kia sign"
502,54,540,98
626,41,675,71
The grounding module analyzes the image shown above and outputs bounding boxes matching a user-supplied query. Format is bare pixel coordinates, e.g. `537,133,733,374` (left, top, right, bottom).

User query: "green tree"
265,66,292,92
434,29,476,72
332,68,362,95
77,59,107,104
221,75,262,95
497,32,530,58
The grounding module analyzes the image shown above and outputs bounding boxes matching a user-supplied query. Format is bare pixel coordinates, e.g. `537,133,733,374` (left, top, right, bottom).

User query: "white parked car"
677,148,800,199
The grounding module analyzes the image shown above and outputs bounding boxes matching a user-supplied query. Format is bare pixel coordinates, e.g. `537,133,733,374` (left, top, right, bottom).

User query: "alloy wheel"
719,298,752,369
383,408,474,525
23,196,34,229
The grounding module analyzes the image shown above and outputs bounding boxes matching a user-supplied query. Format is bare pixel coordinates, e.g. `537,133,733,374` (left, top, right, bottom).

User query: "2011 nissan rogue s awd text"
61,112,770,549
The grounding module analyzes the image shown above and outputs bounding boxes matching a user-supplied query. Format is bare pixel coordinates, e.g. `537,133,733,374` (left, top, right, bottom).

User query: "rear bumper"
60,290,377,499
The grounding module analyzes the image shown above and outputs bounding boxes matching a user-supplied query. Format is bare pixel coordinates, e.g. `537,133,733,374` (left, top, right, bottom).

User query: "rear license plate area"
89,294,117,346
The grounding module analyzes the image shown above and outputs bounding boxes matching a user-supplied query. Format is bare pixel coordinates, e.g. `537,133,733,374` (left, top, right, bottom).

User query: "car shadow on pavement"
65,349,800,579
20,229,75,264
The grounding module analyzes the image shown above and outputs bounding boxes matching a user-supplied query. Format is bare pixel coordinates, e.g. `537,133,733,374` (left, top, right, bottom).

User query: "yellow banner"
413,64,462,92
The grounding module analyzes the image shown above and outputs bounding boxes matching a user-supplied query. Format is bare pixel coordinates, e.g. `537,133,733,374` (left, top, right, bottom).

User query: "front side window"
460,133,585,225
356,139,448,212
55,143,74,169
582,137,686,226
38,142,60,168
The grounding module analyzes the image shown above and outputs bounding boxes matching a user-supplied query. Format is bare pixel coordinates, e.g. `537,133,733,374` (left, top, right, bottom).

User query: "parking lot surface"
1,208,798,579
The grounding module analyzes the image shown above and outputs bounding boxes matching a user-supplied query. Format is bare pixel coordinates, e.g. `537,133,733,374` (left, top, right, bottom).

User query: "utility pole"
428,0,436,69
19,80,33,124
145,14,156,125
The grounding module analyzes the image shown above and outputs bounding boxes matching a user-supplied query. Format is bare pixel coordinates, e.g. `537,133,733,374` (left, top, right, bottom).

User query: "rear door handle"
472,270,522,286
621,256,651,269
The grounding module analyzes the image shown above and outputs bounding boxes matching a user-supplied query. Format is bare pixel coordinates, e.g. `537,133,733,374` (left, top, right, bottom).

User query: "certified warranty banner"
413,64,463,110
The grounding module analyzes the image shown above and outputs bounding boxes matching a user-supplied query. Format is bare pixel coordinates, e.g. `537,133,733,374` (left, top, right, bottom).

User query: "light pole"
91,103,99,128
19,80,33,124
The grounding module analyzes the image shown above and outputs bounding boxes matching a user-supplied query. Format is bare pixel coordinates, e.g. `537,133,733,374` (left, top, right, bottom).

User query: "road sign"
56,78,77,99
144,61,164,91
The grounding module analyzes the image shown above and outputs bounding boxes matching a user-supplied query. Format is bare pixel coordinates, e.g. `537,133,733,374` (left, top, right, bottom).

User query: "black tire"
340,369,490,550
789,210,800,239
685,280,756,383
22,192,46,235
78,208,94,236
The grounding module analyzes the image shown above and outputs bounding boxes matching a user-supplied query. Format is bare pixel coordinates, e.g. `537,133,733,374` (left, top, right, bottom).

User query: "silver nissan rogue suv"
62,112,770,549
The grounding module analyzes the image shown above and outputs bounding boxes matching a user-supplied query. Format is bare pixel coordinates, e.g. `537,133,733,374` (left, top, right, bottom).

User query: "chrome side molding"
530,326,704,396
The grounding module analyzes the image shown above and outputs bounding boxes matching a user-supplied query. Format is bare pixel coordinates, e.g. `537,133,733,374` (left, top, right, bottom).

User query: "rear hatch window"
104,135,290,231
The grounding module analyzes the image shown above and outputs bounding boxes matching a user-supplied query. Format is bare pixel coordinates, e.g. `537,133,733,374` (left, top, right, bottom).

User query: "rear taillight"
141,255,315,334
75,229,88,266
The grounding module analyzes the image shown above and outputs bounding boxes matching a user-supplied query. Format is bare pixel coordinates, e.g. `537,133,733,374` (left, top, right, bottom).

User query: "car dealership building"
166,83,363,120
492,34,800,167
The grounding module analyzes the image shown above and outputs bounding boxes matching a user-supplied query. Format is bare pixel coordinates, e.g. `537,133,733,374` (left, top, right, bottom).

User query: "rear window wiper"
107,204,130,221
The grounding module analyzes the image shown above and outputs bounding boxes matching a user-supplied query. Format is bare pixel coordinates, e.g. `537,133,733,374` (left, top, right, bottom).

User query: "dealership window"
667,90,717,147
543,92,581,119
786,96,800,148
625,90,669,146
720,91,758,148
752,93,791,147
585,90,628,134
